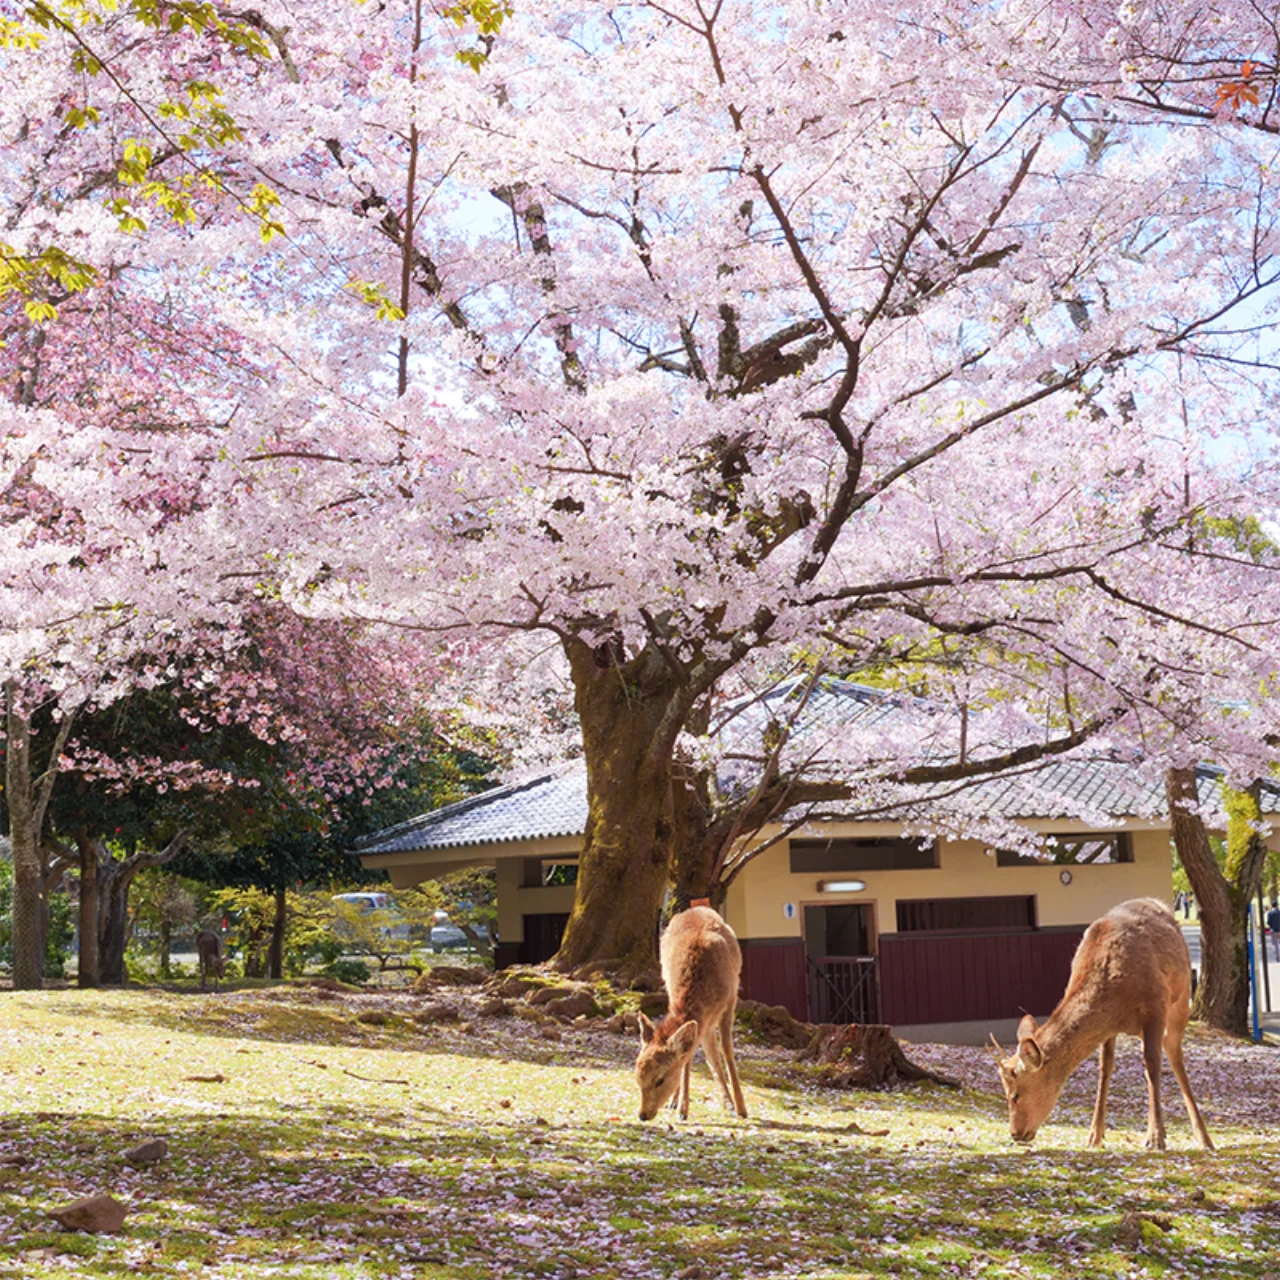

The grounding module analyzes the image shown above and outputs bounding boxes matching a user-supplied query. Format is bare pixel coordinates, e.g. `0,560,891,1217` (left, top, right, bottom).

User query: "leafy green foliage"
0,859,73,977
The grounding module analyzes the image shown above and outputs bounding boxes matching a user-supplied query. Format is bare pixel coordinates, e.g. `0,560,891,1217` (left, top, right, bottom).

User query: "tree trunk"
97,857,132,985
159,919,172,979
5,692,44,990
553,642,689,979
796,1023,960,1090
268,885,287,979
1166,767,1267,1036
76,832,100,987
95,831,190,986
458,923,493,961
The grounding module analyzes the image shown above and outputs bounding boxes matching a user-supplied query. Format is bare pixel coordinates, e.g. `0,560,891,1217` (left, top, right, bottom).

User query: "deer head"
989,1014,1057,1144
635,1013,699,1121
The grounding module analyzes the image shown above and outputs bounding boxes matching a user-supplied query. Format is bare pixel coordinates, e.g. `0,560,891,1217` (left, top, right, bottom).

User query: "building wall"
723,825,1173,943
495,856,576,945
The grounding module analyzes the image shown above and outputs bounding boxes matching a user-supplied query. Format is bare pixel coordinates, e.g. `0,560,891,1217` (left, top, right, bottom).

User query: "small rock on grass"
412,1003,460,1025
124,1138,168,1166
477,997,509,1018
498,974,545,999
543,990,598,1020
676,1266,704,1279
538,1024,562,1041
49,1193,128,1234
528,983,578,1007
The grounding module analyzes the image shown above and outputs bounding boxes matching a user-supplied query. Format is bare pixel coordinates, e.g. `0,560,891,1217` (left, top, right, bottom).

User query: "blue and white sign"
783,902,796,920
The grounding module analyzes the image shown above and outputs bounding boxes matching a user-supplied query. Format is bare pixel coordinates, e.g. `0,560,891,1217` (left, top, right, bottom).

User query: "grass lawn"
0,985,1277,1279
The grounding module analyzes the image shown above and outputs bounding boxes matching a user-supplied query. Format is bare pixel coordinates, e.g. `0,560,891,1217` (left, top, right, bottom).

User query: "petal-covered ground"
0,986,1276,1279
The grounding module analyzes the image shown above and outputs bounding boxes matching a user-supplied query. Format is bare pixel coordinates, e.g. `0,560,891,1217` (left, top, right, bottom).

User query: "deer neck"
1035,1004,1111,1080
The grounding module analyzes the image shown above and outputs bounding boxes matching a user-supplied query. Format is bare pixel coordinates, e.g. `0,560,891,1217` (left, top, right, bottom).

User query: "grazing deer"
989,897,1213,1151
635,906,748,1122
195,929,227,990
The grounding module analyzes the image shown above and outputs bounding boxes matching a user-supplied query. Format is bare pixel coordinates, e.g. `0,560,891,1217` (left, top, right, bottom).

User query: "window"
542,862,579,886
994,832,1133,867
790,837,937,873
896,895,1036,933
521,859,580,887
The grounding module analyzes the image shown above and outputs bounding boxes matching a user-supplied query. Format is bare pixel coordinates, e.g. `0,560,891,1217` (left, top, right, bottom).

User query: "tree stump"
796,1024,960,1090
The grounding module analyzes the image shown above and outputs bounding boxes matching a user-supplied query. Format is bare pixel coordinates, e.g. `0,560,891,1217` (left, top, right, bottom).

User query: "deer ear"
638,1013,656,1044
670,1020,700,1056
1016,1014,1042,1068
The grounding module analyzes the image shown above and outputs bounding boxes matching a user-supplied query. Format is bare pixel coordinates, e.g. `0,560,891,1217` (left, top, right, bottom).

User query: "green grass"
0,987,1276,1278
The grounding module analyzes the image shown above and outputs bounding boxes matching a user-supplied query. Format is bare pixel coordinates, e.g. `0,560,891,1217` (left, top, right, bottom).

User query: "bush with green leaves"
323,958,372,986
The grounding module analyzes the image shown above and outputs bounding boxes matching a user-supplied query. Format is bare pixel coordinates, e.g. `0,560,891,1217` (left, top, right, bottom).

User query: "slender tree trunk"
97,857,132,985
458,923,493,961
553,643,688,978
159,919,172,979
1166,767,1267,1036
268,885,287,979
5,692,44,990
76,832,100,987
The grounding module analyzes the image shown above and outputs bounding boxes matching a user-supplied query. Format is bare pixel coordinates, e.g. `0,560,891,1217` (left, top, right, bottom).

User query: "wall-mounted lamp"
818,879,867,894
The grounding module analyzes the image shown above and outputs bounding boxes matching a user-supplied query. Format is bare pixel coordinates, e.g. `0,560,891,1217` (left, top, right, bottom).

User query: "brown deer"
635,906,748,1122
195,929,227,990
989,897,1213,1151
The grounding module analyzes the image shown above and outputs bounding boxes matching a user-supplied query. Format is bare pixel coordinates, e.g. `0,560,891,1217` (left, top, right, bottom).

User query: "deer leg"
678,1054,692,1121
1164,1026,1214,1151
702,1026,735,1114
1142,1021,1168,1151
1088,1036,1116,1148
719,1006,748,1118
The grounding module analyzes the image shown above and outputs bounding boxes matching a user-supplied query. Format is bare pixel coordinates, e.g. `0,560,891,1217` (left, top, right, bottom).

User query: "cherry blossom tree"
7,0,1280,980
184,0,1280,974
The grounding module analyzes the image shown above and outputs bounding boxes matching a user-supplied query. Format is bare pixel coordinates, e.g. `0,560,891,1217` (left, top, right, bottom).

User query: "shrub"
323,958,372,986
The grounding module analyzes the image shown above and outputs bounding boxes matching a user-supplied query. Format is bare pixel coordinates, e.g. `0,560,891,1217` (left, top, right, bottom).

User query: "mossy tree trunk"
552,640,694,979
1166,767,1268,1036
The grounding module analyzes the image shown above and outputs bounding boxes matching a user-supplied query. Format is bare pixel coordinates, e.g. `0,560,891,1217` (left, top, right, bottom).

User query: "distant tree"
170,734,494,978
129,868,201,979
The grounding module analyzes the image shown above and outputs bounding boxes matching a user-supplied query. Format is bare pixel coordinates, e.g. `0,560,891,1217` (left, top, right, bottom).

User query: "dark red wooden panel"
739,938,808,1021
879,929,1086,1025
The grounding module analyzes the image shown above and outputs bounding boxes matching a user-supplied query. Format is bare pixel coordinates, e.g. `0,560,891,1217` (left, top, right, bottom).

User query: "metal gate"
807,955,880,1024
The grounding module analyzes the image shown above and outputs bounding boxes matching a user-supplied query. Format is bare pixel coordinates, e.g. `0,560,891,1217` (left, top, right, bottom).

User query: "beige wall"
723,825,1173,945
495,856,577,943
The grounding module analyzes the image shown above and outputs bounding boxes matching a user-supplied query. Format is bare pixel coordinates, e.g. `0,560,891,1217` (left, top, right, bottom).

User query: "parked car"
331,892,411,943
429,910,467,953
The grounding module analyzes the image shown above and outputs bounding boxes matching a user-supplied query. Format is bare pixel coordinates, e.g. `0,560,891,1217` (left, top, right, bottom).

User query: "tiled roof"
354,680,1280,857
353,768,588,855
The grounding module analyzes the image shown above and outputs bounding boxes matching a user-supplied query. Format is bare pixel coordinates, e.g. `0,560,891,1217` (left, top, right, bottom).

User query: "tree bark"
1166,767,1267,1036
796,1023,960,1089
3,687,73,990
553,642,690,978
95,831,191,985
76,831,100,987
268,884,287,979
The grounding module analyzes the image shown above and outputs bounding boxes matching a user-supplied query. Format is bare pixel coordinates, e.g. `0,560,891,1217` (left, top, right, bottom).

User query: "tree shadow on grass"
2,1103,1272,1279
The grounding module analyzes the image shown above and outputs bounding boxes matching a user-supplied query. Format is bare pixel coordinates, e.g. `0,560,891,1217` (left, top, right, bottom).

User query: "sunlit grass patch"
0,988,1276,1278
